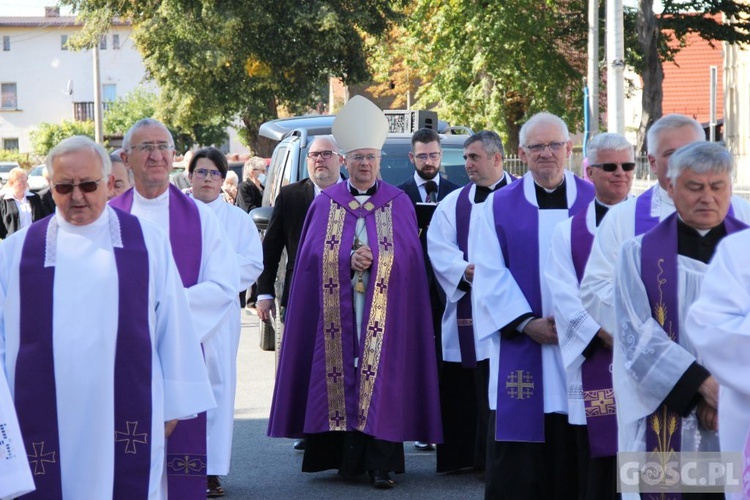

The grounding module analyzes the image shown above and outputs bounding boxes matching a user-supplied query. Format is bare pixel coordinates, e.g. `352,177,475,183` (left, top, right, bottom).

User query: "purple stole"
634,187,660,235
641,213,746,464
492,176,593,442
111,184,205,499
455,184,477,368
15,209,152,499
570,206,618,457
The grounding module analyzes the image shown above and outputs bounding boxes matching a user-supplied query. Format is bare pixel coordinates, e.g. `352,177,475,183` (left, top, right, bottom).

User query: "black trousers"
485,412,579,500
573,424,619,499
436,360,490,473
302,431,404,477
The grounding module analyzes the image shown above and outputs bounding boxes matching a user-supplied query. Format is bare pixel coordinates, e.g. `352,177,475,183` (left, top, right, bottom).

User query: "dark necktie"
350,183,377,196
424,180,438,203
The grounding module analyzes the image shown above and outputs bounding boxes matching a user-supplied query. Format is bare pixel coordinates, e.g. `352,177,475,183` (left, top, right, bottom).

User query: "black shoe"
369,470,395,489
414,441,435,451
207,475,225,497
293,438,306,450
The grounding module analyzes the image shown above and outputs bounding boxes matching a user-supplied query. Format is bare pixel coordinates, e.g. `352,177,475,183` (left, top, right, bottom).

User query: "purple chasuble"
455,184,477,368
492,175,594,442
641,213,746,465
111,184,205,499
267,182,443,444
570,206,617,457
15,209,152,499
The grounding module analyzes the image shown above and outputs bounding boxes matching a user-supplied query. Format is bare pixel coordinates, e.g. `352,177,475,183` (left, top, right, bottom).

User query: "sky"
0,1,73,16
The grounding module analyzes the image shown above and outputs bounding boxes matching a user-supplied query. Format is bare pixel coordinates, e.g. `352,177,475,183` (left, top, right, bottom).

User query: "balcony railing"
73,101,112,122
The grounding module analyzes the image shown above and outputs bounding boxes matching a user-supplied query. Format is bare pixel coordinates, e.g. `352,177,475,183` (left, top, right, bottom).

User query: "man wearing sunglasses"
0,135,214,499
471,112,595,499
112,118,237,499
544,132,635,498
581,114,750,338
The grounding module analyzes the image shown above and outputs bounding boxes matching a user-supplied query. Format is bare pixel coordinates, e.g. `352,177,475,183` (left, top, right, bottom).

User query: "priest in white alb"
581,115,750,336
0,358,34,499
612,142,746,497
471,112,595,499
0,136,215,499
544,132,635,498
187,146,264,496
426,130,514,473
113,119,238,499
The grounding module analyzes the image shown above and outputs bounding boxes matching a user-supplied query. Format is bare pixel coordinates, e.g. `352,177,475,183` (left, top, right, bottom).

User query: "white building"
0,7,152,153
0,6,252,157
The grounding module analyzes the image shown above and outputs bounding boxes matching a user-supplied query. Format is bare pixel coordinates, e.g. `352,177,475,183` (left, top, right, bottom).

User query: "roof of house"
662,30,723,125
0,16,129,28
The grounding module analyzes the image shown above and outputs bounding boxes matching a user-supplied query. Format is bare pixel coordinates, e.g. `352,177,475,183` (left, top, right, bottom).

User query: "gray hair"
46,135,112,179
519,112,570,147
667,141,733,183
646,114,704,156
463,130,505,158
243,156,267,180
224,170,239,186
122,118,174,151
309,135,340,152
587,133,633,164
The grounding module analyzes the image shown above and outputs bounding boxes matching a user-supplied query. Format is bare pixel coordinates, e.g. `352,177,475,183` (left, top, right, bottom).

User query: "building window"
2,36,9,51
1,83,17,109
2,138,19,151
61,35,68,50
102,84,116,103
99,35,107,50
112,34,120,50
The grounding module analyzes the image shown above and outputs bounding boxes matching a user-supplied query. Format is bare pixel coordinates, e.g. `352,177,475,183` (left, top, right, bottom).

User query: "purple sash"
111,184,206,498
641,214,746,460
455,184,477,368
492,175,593,442
634,187,659,236
570,205,618,457
15,209,152,499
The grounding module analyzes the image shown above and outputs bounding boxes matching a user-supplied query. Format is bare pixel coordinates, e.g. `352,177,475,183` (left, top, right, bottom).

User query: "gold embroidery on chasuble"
583,389,616,417
322,201,347,431
648,257,679,455
356,202,394,431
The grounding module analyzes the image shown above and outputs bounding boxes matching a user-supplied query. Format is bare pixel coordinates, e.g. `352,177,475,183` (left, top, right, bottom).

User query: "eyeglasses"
590,162,636,172
307,150,339,159
414,152,441,162
53,178,103,195
349,154,380,163
130,143,175,154
524,142,566,154
193,168,223,180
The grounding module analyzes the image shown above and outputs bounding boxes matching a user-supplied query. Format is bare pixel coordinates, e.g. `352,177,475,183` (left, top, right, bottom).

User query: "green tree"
103,86,158,136
367,1,588,152
30,120,96,156
634,0,750,151
61,0,402,155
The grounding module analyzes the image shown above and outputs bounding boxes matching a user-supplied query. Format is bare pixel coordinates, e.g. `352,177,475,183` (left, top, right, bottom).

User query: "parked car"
27,164,49,192
0,161,20,185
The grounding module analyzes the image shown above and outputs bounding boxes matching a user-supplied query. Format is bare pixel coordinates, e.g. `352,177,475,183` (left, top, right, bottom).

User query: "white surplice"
200,196,263,475
471,171,582,413
613,234,718,455
0,207,215,499
426,183,502,363
130,189,238,476
544,201,603,425
0,360,34,500
581,183,750,335
685,229,750,454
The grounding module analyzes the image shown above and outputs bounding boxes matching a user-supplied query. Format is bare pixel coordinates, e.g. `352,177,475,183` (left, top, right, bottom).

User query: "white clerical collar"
487,174,507,191
347,180,376,195
134,186,170,207
413,171,440,188
676,213,711,237
534,178,564,194
55,205,109,235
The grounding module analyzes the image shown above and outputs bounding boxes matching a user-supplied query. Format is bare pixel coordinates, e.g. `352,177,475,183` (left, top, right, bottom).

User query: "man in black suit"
397,128,460,451
0,167,47,239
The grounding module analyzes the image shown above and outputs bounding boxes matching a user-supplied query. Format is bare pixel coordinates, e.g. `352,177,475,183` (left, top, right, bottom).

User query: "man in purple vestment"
613,143,743,493
544,132,635,499
471,112,595,499
267,96,442,490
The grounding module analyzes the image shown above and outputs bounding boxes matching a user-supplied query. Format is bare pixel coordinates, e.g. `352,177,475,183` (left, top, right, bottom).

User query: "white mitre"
332,95,388,154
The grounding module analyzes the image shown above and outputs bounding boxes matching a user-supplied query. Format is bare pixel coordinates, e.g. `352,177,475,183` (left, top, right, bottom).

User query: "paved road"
220,310,485,499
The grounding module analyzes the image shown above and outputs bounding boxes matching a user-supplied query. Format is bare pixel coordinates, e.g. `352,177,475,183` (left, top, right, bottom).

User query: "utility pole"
606,0,625,134
93,43,104,144
709,66,717,142
587,0,599,138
